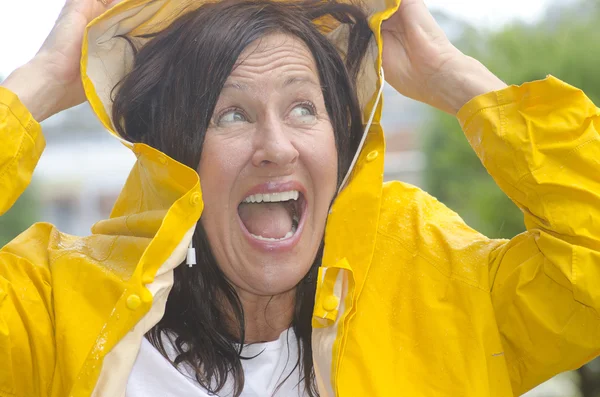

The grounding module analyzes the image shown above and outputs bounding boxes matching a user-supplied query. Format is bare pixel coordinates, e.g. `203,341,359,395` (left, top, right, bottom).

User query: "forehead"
227,32,319,84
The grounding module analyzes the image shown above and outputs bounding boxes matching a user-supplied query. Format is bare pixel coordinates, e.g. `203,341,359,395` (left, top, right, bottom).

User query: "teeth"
243,190,300,204
242,190,301,242
250,222,298,242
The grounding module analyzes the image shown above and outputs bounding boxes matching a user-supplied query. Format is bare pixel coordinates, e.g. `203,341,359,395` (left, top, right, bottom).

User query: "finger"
99,0,126,9
65,0,116,10
383,0,446,38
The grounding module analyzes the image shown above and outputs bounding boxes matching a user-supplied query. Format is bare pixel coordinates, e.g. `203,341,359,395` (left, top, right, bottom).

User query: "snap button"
366,150,379,162
322,295,340,312
189,192,202,206
126,294,142,310
158,155,167,165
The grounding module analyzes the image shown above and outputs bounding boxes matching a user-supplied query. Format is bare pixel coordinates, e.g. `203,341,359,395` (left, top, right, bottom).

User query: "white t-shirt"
126,328,306,397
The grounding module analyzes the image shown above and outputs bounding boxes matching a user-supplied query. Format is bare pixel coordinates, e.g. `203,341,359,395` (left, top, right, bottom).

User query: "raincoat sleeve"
457,76,600,395
0,87,53,397
0,86,45,214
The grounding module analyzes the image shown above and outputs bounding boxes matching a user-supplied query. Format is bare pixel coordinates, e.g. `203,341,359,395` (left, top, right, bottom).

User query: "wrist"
432,55,507,115
1,57,67,122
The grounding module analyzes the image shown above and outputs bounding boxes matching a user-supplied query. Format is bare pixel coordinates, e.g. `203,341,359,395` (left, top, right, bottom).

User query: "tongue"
238,202,293,239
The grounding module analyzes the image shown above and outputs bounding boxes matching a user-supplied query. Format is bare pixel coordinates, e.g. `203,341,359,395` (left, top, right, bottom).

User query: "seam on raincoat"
99,57,117,110
0,101,35,134
98,235,121,263
124,214,135,234
568,242,600,319
460,104,506,131
497,89,507,135
532,138,598,234
0,110,32,183
24,119,36,134
460,91,543,131
332,280,356,397
515,138,598,189
375,228,488,292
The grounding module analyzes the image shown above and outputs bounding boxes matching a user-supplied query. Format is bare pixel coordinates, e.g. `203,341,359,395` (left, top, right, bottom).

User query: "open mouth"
237,190,306,243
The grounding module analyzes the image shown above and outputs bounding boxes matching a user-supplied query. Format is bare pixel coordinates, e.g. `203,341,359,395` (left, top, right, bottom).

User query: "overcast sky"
0,0,556,77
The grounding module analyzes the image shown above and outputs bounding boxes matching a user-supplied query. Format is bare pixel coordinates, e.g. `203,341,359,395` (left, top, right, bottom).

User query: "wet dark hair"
112,0,371,395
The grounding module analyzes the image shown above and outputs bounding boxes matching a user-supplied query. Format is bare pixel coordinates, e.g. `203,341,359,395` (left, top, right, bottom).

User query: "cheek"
297,125,338,198
197,135,248,211
313,126,338,179
320,132,338,179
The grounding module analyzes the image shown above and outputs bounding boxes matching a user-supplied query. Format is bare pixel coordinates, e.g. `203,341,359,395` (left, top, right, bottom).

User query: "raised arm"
381,0,506,115
0,2,119,395
0,0,118,213
458,78,600,394
382,1,600,393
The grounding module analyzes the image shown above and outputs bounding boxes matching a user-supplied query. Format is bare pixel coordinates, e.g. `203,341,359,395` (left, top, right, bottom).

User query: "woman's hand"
382,0,506,114
1,0,118,121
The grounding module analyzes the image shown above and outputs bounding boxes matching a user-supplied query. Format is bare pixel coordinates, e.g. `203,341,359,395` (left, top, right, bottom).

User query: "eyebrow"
282,76,320,88
222,82,248,91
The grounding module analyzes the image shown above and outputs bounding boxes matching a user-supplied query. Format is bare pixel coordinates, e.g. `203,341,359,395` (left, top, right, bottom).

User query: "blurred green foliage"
424,0,600,239
0,186,38,247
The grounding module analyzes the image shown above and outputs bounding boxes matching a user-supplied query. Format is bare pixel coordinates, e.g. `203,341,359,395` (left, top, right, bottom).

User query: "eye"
217,109,247,124
289,102,316,123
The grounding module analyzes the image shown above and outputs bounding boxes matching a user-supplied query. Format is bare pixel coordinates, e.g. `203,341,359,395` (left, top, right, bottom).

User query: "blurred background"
1,0,600,395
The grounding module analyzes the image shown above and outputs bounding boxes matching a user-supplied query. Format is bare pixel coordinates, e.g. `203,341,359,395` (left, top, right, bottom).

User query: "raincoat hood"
81,0,399,188
78,1,399,395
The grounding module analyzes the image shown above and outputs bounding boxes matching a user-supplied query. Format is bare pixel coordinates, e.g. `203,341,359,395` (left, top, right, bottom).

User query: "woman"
1,0,599,396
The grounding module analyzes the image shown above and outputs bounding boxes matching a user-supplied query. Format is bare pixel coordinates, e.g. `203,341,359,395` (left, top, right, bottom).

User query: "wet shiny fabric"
1,0,600,396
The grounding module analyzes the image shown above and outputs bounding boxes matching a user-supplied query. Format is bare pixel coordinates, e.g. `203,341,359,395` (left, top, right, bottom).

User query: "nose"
251,116,299,169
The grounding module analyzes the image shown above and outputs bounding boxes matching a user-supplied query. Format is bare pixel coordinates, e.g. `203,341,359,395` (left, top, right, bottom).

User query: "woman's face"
198,33,338,296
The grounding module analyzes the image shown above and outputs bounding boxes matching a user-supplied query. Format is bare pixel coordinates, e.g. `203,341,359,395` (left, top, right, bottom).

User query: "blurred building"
34,104,135,236
381,84,427,186
380,10,470,188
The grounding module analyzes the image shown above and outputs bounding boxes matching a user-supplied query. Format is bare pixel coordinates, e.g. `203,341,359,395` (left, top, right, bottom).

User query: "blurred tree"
425,0,600,238
0,186,39,247
423,1,600,395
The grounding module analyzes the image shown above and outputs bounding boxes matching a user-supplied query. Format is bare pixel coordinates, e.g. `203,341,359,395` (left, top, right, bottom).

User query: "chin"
240,257,315,296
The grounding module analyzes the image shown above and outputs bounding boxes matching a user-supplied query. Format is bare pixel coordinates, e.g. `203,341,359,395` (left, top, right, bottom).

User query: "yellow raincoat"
1,0,600,396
